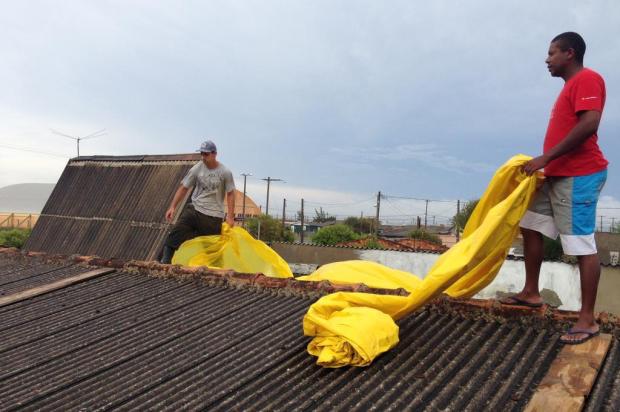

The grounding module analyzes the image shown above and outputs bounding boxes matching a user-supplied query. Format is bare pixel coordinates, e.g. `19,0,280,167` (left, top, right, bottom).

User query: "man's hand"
165,207,175,222
226,215,235,227
523,155,550,175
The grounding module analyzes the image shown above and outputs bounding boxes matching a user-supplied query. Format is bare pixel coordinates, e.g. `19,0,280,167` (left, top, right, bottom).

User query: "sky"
1,1,619,227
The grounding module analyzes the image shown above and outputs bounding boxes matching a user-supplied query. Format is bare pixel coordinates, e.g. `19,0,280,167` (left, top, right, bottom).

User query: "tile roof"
2,248,619,411
335,237,448,252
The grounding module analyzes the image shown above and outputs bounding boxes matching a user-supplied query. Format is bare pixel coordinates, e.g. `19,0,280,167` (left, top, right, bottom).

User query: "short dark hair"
552,32,586,64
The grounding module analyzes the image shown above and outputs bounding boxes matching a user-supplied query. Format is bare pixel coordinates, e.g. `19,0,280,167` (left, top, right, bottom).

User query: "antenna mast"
50,128,107,157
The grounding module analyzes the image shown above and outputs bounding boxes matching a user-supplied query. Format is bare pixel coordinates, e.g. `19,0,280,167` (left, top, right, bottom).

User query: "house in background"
232,190,260,221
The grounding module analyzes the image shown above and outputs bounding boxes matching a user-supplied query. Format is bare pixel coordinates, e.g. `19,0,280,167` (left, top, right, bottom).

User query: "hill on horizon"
0,183,56,213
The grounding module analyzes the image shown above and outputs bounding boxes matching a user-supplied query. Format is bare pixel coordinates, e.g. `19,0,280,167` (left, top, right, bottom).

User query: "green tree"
343,216,374,234
313,207,336,223
452,199,480,232
312,224,359,245
408,228,443,245
246,214,294,242
0,228,31,249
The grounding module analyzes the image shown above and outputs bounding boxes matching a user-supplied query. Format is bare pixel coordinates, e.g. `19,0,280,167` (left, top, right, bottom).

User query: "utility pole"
300,198,305,243
282,198,286,238
375,191,381,237
612,217,616,233
424,199,429,229
241,173,252,227
600,215,604,232
456,200,461,241
262,177,283,217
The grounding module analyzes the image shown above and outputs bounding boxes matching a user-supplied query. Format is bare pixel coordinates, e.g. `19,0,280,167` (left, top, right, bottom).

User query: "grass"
0,228,32,249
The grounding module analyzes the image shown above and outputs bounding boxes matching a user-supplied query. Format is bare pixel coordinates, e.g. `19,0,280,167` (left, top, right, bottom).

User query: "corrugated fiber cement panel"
0,273,561,411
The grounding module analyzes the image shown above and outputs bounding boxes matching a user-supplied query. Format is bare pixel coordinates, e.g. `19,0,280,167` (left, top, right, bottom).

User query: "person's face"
545,41,573,77
201,151,216,164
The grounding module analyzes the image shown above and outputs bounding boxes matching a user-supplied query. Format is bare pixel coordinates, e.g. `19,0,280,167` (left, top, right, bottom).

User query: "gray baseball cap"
197,140,217,153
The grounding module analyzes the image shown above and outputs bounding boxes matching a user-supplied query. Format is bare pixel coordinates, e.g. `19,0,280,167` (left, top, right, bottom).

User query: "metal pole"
266,178,271,216
262,177,283,217
456,200,461,241
424,200,429,229
282,198,286,238
375,191,381,237
241,173,251,226
300,198,305,243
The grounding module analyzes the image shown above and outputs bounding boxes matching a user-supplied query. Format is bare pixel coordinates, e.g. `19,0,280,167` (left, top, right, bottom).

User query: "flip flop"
498,295,543,308
560,327,600,345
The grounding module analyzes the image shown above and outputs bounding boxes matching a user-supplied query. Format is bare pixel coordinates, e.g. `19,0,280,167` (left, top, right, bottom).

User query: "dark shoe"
498,295,543,308
560,327,600,345
160,246,175,264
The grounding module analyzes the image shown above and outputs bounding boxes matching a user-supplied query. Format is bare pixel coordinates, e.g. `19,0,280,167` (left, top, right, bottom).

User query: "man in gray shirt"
160,140,236,264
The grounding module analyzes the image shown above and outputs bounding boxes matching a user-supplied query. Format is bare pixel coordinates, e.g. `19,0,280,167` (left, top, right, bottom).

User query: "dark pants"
165,204,223,250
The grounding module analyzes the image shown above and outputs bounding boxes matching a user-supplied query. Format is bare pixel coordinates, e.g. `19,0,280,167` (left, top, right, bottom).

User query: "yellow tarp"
302,155,543,367
172,155,542,368
172,224,293,278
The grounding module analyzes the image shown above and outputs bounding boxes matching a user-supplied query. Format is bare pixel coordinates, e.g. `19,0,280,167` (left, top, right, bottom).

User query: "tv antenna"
50,128,107,157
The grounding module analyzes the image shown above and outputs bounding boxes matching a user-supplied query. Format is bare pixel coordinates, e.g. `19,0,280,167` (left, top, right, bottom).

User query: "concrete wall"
272,242,620,314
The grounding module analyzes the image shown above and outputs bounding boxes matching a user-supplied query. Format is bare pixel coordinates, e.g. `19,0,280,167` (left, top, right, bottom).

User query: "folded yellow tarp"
302,155,543,367
171,155,542,368
172,224,293,278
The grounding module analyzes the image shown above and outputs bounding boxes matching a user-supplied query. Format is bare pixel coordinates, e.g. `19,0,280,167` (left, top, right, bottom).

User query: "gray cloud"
1,0,619,206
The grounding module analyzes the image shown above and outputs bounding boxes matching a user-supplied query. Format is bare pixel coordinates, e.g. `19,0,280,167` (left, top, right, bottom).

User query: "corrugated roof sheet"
25,154,201,260
2,249,619,410
0,250,577,411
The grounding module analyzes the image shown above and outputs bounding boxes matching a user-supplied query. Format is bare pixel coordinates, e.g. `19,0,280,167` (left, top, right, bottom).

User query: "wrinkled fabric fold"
171,155,543,368
172,224,293,278
302,155,543,367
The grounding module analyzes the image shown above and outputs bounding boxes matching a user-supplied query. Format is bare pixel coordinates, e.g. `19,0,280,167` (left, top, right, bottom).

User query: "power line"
302,197,376,207
383,194,459,203
0,143,68,159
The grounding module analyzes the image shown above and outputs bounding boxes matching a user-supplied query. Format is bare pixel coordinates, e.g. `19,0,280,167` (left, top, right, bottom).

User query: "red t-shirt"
543,68,608,176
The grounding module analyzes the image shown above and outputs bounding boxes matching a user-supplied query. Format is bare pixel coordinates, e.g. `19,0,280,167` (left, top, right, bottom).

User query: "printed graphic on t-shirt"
200,172,222,192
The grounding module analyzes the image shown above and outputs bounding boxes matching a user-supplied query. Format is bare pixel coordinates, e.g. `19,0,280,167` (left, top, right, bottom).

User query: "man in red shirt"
501,32,608,344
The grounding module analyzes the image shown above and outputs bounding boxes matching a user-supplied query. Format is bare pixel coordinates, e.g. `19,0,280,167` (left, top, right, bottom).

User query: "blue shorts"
519,169,607,255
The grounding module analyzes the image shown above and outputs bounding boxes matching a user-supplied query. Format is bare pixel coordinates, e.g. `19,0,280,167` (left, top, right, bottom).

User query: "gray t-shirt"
182,162,235,218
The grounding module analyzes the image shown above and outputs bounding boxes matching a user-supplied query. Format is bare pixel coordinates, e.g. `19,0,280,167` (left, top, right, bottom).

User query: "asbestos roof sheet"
1,250,618,411
25,154,200,260
0,258,94,297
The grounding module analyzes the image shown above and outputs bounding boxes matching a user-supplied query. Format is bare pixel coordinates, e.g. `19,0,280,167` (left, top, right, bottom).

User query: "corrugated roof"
25,154,201,260
2,249,618,411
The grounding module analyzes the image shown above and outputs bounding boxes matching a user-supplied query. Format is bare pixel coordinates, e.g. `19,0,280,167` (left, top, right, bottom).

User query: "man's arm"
226,190,236,227
524,110,602,175
165,185,190,222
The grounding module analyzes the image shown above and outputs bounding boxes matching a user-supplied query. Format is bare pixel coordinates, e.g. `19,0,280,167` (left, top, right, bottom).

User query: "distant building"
288,221,331,235
232,190,260,220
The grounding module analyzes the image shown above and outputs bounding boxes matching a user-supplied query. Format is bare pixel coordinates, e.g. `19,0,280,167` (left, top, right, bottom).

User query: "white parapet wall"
359,249,582,311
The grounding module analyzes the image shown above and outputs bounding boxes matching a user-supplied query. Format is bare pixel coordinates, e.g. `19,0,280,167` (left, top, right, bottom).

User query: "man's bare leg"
560,253,601,343
501,227,545,305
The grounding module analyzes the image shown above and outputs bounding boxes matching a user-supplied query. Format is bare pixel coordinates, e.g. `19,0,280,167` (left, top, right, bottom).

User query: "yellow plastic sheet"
172,224,293,278
302,155,543,367
170,155,542,368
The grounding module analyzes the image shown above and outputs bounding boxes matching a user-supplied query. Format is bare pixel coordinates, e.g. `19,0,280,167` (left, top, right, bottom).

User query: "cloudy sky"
1,1,619,227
